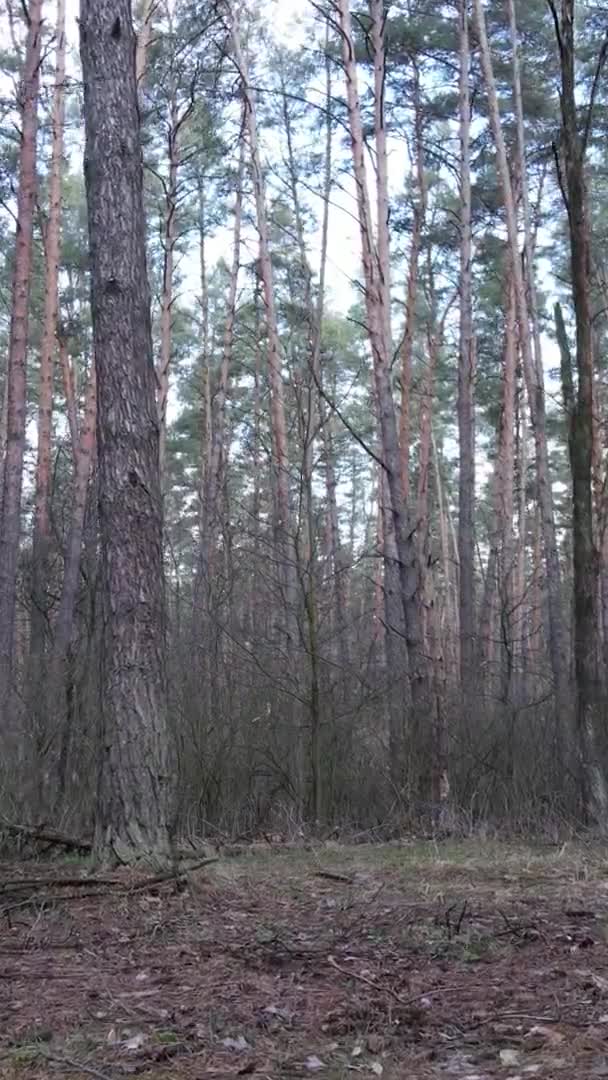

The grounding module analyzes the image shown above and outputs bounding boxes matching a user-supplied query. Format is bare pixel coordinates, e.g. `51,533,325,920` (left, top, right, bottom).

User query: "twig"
315,870,354,884
328,957,484,1010
1,821,92,852
465,1011,561,1031
0,876,118,891
127,857,219,892
38,1049,115,1080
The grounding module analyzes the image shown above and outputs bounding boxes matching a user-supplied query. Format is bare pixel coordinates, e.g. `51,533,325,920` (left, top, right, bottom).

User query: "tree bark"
0,0,43,719
135,0,155,87
457,0,476,698
54,357,97,803
29,0,67,720
552,0,608,826
80,0,175,864
399,58,427,505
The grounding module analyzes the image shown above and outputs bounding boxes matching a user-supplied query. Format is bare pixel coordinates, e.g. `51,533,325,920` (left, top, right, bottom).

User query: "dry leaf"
528,1024,565,1045
124,1032,146,1052
499,1048,520,1066
370,1062,383,1076
305,1055,326,1071
222,1035,250,1052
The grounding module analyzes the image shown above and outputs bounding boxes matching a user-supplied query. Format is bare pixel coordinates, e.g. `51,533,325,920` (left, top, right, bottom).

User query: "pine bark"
80,0,174,864
399,58,427,505
0,0,43,718
457,0,476,697
30,0,67,709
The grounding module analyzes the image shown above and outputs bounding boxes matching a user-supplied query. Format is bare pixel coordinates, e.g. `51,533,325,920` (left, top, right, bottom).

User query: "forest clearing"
2,839,608,1079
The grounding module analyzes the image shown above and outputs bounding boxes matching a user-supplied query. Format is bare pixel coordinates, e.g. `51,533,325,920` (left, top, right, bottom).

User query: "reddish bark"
0,0,43,715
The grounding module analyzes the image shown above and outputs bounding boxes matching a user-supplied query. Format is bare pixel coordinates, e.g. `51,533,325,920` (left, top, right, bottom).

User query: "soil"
1,839,608,1078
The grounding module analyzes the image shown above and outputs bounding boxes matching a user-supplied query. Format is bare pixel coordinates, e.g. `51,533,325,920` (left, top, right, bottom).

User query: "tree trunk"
337,0,426,726
29,0,67,742
458,0,476,699
80,0,175,864
228,16,291,589
0,0,43,719
54,358,97,804
157,94,179,487
399,58,427,507
473,0,568,726
553,0,608,826
199,143,243,581
135,0,155,87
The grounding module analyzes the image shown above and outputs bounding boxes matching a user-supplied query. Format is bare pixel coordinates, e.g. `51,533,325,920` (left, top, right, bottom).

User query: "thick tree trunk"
458,0,476,699
80,0,175,864
0,0,43,719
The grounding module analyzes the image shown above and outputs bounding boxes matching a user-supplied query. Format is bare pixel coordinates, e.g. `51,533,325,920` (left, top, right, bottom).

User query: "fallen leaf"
592,974,608,993
527,1024,565,1045
305,1055,326,1071
222,1036,250,1052
124,1033,146,1052
351,1044,363,1057
370,1062,383,1076
499,1049,520,1066
263,1004,293,1022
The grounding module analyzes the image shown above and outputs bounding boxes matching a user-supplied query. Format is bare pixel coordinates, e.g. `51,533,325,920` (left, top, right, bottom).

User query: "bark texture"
0,0,43,718
80,0,175,864
30,0,67,714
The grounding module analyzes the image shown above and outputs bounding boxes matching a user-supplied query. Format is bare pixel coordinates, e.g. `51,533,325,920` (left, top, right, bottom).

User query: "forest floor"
1,839,608,1078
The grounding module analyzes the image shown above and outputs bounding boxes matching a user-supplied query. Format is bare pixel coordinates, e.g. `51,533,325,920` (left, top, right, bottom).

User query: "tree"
0,0,43,719
29,0,67,770
80,0,175,864
549,0,608,828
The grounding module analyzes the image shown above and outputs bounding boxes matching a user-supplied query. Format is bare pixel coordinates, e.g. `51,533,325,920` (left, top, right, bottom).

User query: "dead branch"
127,857,219,892
314,870,354,884
1,821,92,852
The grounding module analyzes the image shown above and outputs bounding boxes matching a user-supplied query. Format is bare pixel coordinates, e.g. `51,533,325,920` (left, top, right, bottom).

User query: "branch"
545,0,563,56
310,363,388,473
583,30,608,154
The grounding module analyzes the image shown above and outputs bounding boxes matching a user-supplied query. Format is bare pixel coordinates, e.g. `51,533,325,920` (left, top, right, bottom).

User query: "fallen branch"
315,870,353,884
1,822,92,853
328,956,483,1010
38,1049,115,1080
127,857,219,892
0,875,119,892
